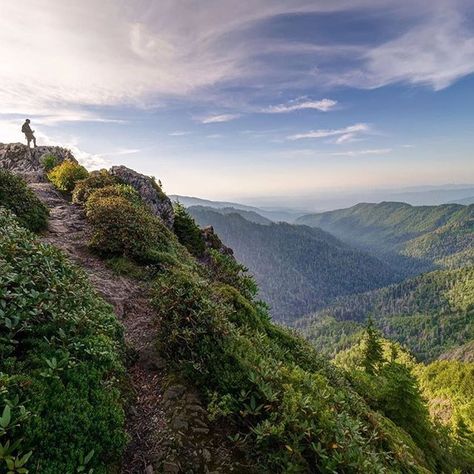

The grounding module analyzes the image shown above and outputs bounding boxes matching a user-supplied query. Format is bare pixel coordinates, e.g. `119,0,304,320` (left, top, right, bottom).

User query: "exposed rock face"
201,225,234,256
110,165,174,228
0,143,76,182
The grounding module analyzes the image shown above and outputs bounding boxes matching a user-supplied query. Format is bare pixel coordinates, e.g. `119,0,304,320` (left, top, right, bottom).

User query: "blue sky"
0,0,473,199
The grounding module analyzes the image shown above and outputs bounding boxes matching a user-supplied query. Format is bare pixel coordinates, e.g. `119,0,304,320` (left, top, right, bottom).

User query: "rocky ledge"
0,143,76,182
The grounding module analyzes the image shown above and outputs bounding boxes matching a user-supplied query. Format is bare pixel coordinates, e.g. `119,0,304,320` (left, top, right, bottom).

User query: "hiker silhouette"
21,119,37,148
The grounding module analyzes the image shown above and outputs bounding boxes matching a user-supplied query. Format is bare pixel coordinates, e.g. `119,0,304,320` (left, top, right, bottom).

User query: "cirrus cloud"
263,98,337,113
288,123,370,141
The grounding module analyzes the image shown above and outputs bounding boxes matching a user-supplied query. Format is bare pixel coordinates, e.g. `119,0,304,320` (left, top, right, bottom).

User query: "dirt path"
29,182,165,473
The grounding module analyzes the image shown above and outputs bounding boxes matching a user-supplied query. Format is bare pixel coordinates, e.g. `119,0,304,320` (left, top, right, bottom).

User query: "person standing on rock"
21,119,37,148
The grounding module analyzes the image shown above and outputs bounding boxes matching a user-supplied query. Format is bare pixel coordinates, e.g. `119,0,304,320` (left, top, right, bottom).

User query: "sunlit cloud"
198,114,241,124
263,98,337,113
169,131,192,136
288,123,370,141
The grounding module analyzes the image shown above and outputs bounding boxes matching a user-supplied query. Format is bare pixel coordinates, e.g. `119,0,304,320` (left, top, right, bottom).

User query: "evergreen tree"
362,317,384,374
173,202,206,257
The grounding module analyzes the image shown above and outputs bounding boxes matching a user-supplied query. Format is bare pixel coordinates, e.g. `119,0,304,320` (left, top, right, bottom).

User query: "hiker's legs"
32,136,37,148
26,137,31,148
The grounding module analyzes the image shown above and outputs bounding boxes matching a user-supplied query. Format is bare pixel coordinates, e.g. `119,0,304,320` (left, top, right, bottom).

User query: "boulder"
0,143,76,182
109,165,174,228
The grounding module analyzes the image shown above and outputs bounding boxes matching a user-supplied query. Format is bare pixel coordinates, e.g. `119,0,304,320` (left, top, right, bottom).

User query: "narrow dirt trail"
29,182,166,473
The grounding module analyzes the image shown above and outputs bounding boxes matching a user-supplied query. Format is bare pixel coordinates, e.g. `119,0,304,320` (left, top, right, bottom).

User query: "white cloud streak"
169,131,192,136
264,98,337,113
198,114,241,124
288,123,370,140
331,148,392,157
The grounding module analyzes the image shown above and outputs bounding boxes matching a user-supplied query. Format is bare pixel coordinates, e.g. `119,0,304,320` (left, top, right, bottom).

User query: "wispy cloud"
288,123,370,141
1,0,472,118
169,131,192,136
198,114,241,124
263,98,337,113
331,148,392,157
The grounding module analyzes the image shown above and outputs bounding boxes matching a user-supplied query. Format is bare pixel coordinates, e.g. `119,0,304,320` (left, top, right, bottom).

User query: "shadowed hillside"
189,206,399,322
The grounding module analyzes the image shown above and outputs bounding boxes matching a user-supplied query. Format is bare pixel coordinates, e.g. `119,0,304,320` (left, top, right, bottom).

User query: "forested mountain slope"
2,143,470,472
295,266,474,361
297,201,474,275
438,340,474,362
189,206,398,322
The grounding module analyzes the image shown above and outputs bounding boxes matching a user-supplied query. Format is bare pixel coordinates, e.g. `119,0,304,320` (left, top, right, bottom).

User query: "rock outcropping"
201,225,234,256
110,165,174,229
0,143,76,182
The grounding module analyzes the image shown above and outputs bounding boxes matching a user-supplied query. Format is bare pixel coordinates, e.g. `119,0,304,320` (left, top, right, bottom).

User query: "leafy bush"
85,184,173,262
0,209,125,473
152,265,439,472
72,169,119,204
205,249,257,299
173,203,205,257
39,154,60,172
47,160,88,193
0,168,49,232
86,183,142,208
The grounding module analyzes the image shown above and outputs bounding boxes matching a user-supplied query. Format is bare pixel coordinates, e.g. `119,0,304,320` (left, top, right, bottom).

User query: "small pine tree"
362,317,384,374
173,203,206,257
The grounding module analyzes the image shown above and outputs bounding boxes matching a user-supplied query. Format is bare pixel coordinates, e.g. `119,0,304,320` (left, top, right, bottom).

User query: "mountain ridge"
189,205,399,322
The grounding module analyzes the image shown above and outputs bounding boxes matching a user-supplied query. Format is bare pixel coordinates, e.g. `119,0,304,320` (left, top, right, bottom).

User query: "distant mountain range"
238,184,474,212
449,196,474,205
189,206,398,322
170,194,306,222
297,201,474,275
188,205,272,225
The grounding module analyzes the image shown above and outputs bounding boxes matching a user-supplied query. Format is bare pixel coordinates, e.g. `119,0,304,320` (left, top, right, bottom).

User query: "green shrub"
0,168,49,231
0,209,125,472
47,160,88,193
152,266,434,473
85,185,172,262
205,249,257,299
86,183,142,208
40,154,60,172
173,203,206,257
72,169,119,204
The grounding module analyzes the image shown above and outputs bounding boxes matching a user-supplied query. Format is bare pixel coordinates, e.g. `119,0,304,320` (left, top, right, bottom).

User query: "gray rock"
171,417,189,431
0,143,76,182
109,165,174,228
162,461,180,473
163,384,186,401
